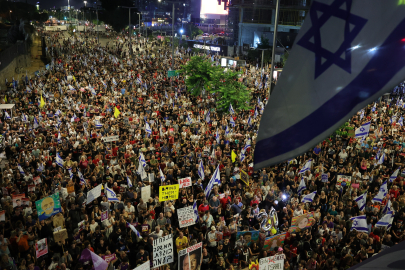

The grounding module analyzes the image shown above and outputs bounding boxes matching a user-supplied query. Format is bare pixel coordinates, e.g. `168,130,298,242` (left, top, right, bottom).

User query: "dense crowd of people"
0,29,404,270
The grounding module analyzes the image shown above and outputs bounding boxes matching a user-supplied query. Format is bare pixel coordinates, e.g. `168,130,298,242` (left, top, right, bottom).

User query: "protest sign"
263,233,286,251
159,184,179,202
22,198,30,206
259,254,286,270
28,185,35,192
12,194,25,208
337,175,352,186
236,231,260,246
101,211,108,222
177,206,195,228
35,239,48,258
178,242,202,270
102,253,116,263
321,173,328,183
67,182,75,194
178,177,192,188
0,211,5,221
134,260,150,270
35,193,62,221
78,220,86,231
290,212,315,232
153,234,174,267
86,184,102,204
215,231,223,242
53,229,68,242
141,186,151,201
240,169,249,185
33,176,42,185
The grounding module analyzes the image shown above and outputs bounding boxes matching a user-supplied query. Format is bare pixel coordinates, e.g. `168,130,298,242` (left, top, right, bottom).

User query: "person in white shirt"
125,201,135,216
293,205,304,217
338,149,348,161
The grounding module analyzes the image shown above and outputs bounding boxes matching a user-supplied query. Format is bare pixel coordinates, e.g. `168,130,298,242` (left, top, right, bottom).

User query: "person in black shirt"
135,247,149,265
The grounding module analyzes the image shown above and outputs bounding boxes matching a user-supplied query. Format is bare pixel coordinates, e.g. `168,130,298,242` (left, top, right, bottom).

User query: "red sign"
178,177,192,188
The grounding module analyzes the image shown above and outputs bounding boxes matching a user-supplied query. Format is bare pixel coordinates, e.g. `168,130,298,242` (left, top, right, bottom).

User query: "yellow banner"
159,184,179,202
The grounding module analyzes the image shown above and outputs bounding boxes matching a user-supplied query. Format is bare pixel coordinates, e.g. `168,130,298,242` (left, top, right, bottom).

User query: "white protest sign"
134,260,150,270
86,184,102,204
177,206,196,228
102,135,119,143
178,177,192,188
153,234,174,268
321,173,328,183
259,254,285,270
337,175,352,186
141,186,151,201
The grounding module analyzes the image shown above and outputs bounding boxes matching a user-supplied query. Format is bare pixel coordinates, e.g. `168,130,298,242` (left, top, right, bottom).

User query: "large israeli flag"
350,215,368,233
105,185,119,202
297,177,306,195
355,122,371,138
254,1,405,169
354,192,367,211
375,211,393,228
56,153,64,168
372,181,388,203
390,167,400,182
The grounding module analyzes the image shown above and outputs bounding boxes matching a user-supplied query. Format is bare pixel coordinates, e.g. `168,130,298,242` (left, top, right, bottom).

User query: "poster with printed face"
236,231,260,247
0,211,5,221
35,193,62,221
177,206,196,228
178,177,192,188
22,198,30,206
178,242,202,270
28,185,35,192
33,176,42,185
290,212,315,232
153,234,174,268
263,233,287,251
12,194,25,208
35,238,48,258
337,175,352,186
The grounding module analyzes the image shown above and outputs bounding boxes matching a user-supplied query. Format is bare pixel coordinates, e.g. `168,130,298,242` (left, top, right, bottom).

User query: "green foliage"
188,24,203,39
281,52,289,66
247,49,271,65
334,122,354,136
210,70,251,112
258,35,271,49
180,56,251,112
180,56,219,96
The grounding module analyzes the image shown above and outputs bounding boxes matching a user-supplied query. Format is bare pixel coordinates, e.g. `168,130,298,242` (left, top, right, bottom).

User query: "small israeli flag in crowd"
106,185,119,202
4,112,10,120
18,164,25,175
355,121,371,138
382,199,391,215
127,176,133,188
204,165,221,199
229,104,235,115
56,153,64,168
198,159,205,180
139,153,147,168
297,177,306,195
112,78,117,86
127,222,142,239
350,215,368,233
301,191,317,203
206,111,210,123
372,181,388,203
68,168,73,179
78,170,86,185
354,192,367,211
159,167,165,182
375,211,394,228
145,122,152,136
230,116,235,127
390,167,400,182
193,201,199,222
299,159,312,174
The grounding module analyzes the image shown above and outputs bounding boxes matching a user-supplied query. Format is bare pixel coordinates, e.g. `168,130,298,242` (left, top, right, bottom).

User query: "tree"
188,24,203,39
210,70,251,112
180,56,220,96
180,56,251,112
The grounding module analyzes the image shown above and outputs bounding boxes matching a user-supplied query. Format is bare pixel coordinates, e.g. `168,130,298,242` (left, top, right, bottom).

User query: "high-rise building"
228,0,310,52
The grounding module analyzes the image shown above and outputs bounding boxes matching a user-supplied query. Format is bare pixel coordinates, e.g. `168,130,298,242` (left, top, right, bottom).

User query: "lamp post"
9,10,12,22
269,0,280,96
137,12,141,38
83,1,87,32
166,1,182,77
96,0,99,43
120,6,137,58
68,0,70,25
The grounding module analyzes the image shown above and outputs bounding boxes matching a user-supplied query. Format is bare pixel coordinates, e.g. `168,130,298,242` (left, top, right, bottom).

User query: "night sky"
26,0,96,9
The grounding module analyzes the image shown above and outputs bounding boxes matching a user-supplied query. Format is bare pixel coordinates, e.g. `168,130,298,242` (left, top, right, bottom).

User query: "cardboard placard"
53,229,68,242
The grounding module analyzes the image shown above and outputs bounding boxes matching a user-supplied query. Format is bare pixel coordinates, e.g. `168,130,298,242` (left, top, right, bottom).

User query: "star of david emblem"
353,220,358,226
360,127,365,132
297,0,368,78
110,193,116,197
381,188,385,193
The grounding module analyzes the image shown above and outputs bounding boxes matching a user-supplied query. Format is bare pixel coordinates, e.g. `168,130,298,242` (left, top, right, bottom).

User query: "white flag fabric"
204,165,221,199
159,167,165,182
382,199,391,215
375,211,394,228
198,159,205,180
390,167,400,182
139,153,147,168
127,222,142,239
301,191,316,203
137,160,147,180
350,215,368,233
354,192,367,211
355,122,371,138
55,153,64,168
297,177,306,195
299,159,312,174
254,2,405,169
127,176,133,188
105,185,119,202
372,181,388,203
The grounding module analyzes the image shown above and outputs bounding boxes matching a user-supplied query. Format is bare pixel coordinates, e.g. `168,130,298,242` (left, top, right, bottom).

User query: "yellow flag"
40,95,45,108
114,107,121,118
4,96,6,103
73,76,76,82
231,150,237,163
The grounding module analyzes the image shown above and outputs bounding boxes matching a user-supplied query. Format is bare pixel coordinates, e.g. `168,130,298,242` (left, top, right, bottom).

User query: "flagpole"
269,0,280,97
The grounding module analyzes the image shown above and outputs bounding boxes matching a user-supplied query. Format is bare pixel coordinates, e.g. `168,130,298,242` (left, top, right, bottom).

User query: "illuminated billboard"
200,0,228,16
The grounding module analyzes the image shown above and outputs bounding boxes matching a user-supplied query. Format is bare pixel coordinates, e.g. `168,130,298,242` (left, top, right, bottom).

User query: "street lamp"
9,10,12,22
120,6,137,57
166,1,183,80
36,2,40,10
137,12,141,37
